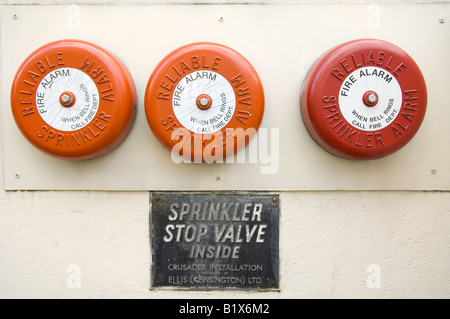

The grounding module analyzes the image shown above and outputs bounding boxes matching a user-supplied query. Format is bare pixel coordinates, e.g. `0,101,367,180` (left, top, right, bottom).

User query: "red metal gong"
301,39,427,160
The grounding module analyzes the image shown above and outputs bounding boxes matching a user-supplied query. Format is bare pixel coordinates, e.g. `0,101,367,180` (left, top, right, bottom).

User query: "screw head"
61,94,71,103
362,90,379,107
368,94,377,103
200,97,209,107
196,94,212,110
59,91,76,107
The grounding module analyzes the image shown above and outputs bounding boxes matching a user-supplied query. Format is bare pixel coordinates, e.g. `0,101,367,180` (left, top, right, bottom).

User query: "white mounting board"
2,4,449,190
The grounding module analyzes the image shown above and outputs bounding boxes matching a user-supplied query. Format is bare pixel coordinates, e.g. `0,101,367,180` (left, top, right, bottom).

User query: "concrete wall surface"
1,0,449,299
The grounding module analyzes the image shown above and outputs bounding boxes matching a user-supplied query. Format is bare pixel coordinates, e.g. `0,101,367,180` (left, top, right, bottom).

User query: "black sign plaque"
151,192,279,290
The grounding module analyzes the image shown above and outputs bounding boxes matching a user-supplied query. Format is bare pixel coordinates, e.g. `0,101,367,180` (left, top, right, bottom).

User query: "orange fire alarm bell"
11,39,137,160
145,42,264,163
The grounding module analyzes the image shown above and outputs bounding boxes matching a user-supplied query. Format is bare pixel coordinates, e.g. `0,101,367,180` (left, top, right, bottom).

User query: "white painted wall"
1,1,449,299
1,189,449,298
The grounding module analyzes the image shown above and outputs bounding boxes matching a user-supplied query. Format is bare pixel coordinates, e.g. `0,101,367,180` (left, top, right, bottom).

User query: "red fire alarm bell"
301,39,427,160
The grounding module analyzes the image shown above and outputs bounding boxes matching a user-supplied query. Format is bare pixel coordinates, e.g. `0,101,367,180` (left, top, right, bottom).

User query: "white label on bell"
172,70,236,134
35,67,99,132
338,67,402,132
